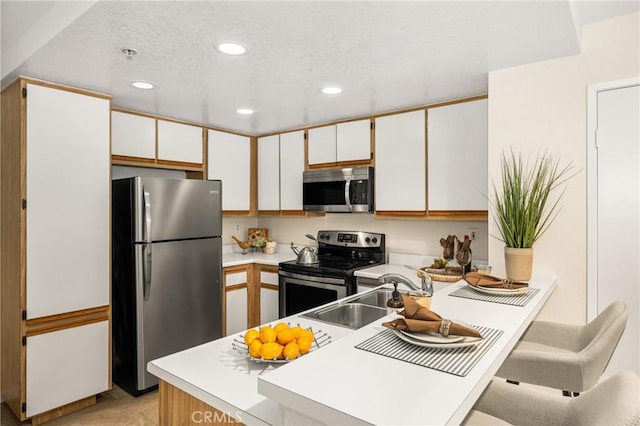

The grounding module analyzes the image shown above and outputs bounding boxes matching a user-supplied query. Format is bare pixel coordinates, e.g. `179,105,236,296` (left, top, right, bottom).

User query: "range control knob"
372,237,378,244
365,237,371,243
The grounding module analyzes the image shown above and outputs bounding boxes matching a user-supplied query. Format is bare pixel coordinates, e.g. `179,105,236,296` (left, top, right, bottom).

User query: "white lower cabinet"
26,321,109,417
260,288,279,325
259,267,279,324
225,288,248,336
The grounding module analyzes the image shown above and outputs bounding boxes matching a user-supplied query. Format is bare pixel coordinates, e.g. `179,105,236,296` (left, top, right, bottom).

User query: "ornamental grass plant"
491,149,575,248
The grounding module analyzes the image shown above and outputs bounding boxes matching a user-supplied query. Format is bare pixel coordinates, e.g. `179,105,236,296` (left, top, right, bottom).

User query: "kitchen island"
148,275,556,425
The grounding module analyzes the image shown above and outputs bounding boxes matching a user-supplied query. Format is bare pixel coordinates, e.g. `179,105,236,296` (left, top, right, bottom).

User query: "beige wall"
487,12,640,323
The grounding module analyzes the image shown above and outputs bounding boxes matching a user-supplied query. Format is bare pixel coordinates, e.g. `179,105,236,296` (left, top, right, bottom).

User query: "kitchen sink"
302,303,388,330
348,288,394,308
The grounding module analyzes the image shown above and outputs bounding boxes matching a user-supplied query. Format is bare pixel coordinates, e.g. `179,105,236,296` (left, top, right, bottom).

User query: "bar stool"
463,371,640,426
497,301,628,394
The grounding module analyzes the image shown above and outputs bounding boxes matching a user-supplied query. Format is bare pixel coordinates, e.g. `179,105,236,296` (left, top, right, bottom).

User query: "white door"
588,81,640,376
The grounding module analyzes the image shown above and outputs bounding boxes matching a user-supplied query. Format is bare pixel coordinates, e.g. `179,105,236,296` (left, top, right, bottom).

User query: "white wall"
258,215,488,262
487,12,640,323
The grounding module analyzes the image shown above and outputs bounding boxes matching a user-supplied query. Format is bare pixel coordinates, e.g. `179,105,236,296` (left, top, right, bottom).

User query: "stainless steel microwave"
303,167,374,213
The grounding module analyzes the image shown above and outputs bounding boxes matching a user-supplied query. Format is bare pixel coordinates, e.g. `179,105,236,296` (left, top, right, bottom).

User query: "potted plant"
491,149,575,281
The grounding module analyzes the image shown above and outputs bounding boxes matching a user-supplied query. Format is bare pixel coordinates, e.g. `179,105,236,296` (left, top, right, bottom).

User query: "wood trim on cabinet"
260,284,279,291
156,159,203,171
18,77,111,100
427,210,488,221
247,265,260,328
222,210,252,217
374,211,428,218
256,210,282,217
1,77,28,421
159,380,245,426
25,306,110,337
111,155,156,165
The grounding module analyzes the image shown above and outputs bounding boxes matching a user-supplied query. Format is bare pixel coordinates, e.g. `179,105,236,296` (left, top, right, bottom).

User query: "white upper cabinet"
374,110,426,212
157,119,203,164
257,135,281,211
26,83,110,318
207,129,251,211
336,119,371,162
279,130,305,211
308,125,337,165
308,119,372,166
427,99,488,211
111,111,156,159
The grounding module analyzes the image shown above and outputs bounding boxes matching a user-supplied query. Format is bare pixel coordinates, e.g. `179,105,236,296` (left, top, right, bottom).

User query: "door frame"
586,77,640,320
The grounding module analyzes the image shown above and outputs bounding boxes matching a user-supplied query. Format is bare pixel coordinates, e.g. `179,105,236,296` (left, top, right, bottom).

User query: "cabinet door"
374,110,426,212
208,130,251,211
258,135,281,211
279,131,305,211
336,119,371,163
225,288,248,335
428,99,488,211
111,111,156,159
260,287,279,325
26,321,109,417
157,120,203,164
26,84,110,318
308,125,337,166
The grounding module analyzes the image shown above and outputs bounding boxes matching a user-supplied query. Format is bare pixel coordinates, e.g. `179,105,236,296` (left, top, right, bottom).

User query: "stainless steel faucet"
378,272,433,296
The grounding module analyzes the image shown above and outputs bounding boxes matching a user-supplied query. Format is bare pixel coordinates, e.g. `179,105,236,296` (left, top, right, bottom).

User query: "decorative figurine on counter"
232,236,251,254
455,235,472,274
439,235,457,260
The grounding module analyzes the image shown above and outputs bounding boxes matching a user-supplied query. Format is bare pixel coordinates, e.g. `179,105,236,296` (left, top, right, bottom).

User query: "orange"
273,322,289,333
259,326,276,343
297,337,312,354
260,342,283,360
244,329,260,346
276,328,296,345
248,339,263,358
291,326,303,338
283,342,300,360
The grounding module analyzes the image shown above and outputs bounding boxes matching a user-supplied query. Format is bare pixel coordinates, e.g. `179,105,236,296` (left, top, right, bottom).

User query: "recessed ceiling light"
321,86,342,95
130,80,154,90
216,42,247,55
237,108,254,115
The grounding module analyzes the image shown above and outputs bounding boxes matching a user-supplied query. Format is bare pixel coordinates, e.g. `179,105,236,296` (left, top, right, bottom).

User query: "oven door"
279,271,348,318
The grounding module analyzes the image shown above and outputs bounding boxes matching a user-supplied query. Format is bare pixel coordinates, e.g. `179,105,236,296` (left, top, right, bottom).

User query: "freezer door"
132,177,222,242
134,238,222,391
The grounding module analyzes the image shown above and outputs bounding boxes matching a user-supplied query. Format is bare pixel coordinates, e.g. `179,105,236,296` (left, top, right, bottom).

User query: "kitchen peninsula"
148,275,556,425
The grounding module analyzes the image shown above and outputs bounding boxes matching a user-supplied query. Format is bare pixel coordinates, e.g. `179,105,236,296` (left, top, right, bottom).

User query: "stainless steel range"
279,230,386,317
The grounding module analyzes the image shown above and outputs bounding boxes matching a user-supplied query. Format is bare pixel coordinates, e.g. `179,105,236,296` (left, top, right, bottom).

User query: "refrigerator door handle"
143,244,152,301
143,188,152,243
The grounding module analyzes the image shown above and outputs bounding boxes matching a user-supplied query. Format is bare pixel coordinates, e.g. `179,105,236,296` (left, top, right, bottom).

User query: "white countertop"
222,250,295,267
257,275,557,425
148,314,352,425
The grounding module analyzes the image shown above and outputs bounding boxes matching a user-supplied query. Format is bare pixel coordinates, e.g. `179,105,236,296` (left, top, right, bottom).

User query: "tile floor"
0,387,159,426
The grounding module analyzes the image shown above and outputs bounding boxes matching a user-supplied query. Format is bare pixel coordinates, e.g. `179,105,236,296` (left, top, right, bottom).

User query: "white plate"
398,329,466,344
467,283,529,296
393,330,482,349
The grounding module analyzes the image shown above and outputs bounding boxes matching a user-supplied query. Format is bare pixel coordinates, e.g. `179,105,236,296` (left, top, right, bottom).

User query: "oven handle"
279,270,347,286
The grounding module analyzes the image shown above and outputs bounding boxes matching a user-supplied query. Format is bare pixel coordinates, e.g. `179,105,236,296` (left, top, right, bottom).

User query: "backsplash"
228,215,488,261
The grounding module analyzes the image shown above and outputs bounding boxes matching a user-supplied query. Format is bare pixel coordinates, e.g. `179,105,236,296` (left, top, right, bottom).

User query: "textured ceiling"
2,1,638,135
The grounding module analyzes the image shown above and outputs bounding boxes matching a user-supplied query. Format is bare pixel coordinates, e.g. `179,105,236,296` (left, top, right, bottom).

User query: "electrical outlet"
235,223,240,231
470,231,477,241
469,229,478,241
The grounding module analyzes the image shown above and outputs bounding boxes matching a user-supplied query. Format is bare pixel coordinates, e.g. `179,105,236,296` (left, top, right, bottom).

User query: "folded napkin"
463,272,528,289
382,295,482,338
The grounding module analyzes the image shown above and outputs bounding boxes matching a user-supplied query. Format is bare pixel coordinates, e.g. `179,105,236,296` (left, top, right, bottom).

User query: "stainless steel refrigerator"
112,177,222,395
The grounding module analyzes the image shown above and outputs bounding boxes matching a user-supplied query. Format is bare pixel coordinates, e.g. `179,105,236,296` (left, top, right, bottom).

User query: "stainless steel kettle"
290,242,319,264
